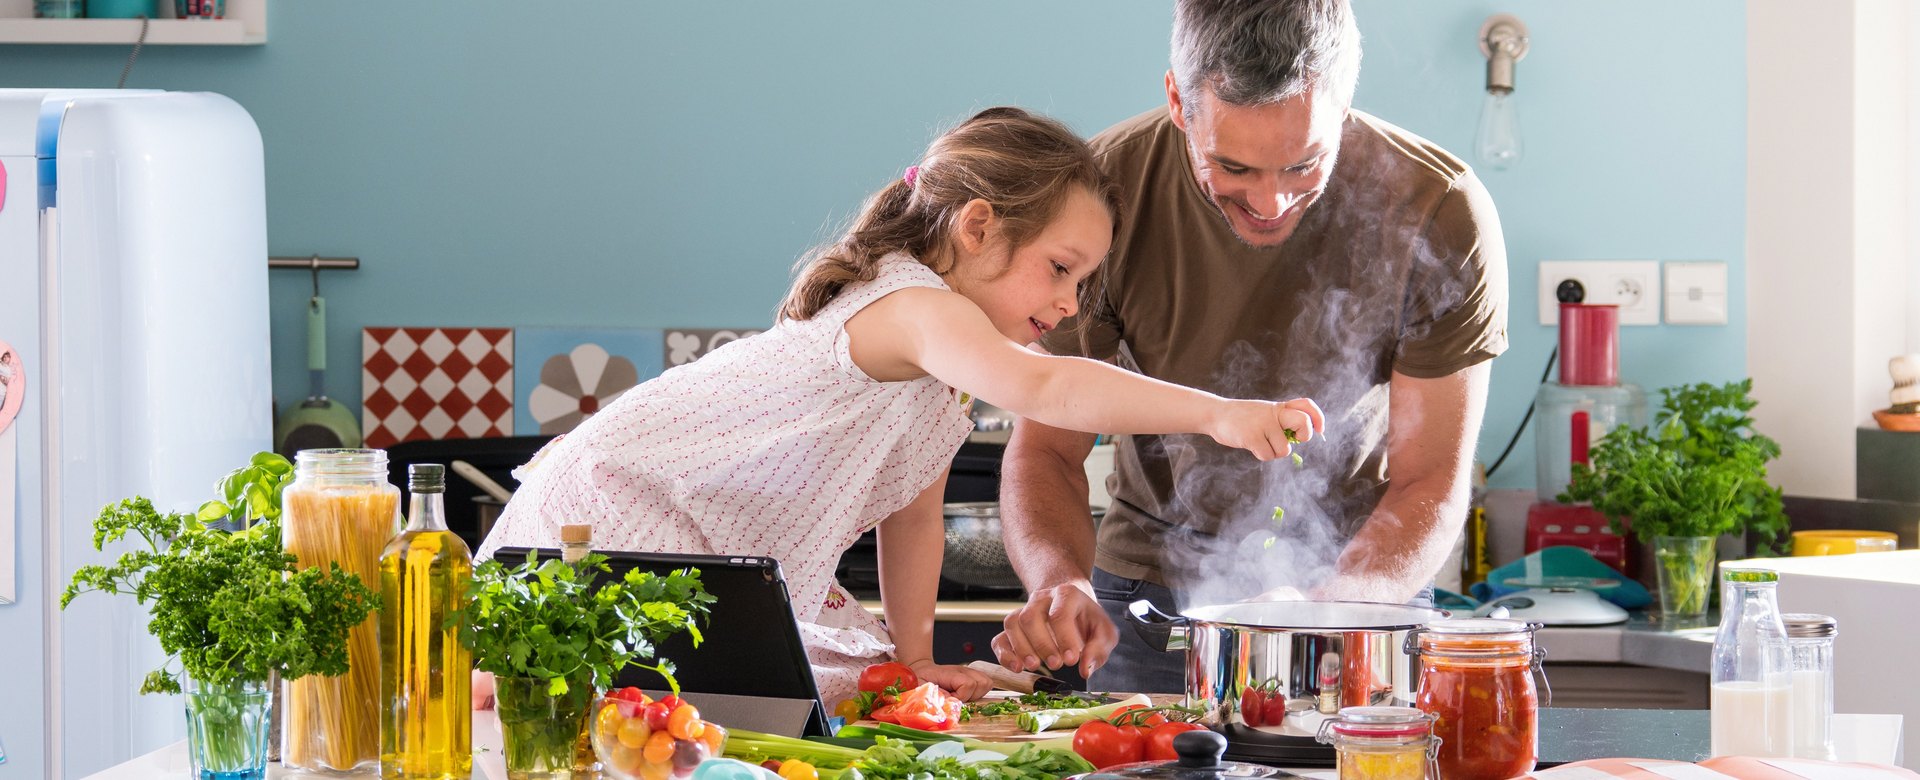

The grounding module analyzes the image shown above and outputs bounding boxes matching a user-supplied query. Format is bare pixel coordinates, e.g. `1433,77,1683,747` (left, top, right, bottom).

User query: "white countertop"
84,711,1904,778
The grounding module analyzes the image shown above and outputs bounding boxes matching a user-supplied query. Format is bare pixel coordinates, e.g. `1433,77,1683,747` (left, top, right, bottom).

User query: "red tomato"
612,686,649,704
657,695,685,712
642,701,671,731
1239,689,1264,727
1072,720,1144,769
1144,722,1207,761
857,662,919,694
869,703,900,724
1261,693,1287,727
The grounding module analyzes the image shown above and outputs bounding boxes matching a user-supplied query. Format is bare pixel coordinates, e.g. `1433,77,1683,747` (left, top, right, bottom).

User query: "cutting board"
850,692,1183,742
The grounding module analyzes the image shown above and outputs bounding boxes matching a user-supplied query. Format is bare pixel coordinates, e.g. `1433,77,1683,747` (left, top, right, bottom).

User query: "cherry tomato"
1073,720,1144,769
1144,722,1207,761
857,662,920,694
778,760,819,780
1239,688,1264,727
643,701,672,731
657,695,685,712
617,716,651,749
1261,693,1287,727
698,722,727,755
613,686,651,704
667,704,705,741
642,730,676,764
833,699,864,721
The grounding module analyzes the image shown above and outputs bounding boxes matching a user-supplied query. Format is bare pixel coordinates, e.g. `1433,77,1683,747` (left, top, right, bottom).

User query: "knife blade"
964,661,1105,700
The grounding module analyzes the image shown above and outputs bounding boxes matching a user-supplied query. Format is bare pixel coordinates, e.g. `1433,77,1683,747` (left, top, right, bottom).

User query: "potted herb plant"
1560,379,1789,619
61,453,377,780
457,550,713,779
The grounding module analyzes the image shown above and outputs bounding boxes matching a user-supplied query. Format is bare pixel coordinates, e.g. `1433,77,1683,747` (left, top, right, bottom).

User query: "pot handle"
1126,600,1190,652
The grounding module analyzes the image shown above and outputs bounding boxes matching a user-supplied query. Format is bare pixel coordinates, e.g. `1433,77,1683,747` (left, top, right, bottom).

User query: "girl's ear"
953,198,997,254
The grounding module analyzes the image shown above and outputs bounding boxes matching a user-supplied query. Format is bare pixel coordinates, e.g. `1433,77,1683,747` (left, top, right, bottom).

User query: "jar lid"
1783,613,1838,638
1326,706,1432,738
1723,568,1778,583
1425,618,1530,634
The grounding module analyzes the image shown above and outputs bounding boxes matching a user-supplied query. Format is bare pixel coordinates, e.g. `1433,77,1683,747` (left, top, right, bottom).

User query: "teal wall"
0,2,1743,773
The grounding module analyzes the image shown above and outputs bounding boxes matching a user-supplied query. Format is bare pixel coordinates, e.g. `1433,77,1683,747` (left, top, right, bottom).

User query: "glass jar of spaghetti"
1316,706,1436,780
280,449,399,773
1409,618,1546,780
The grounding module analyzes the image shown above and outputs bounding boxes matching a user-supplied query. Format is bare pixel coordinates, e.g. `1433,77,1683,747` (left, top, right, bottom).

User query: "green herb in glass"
61,452,377,778
456,550,714,776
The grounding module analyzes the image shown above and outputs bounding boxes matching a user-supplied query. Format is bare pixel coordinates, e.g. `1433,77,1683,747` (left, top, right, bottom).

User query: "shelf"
0,0,264,45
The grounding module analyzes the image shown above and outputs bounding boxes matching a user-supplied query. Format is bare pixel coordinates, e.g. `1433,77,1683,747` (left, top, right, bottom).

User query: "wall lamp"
1477,13,1530,171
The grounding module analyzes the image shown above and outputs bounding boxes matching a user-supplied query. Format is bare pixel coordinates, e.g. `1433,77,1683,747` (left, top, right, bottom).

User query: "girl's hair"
778,106,1120,322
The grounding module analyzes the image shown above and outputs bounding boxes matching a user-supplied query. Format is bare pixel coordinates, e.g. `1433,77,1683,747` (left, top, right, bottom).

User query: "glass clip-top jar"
1316,706,1437,780
1406,618,1550,780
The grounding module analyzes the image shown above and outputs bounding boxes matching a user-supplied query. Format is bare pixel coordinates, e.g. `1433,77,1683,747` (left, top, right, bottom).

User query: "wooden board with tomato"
844,692,1187,743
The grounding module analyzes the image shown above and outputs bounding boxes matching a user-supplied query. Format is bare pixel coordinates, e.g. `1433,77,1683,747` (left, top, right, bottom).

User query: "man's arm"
990,418,1117,676
1316,362,1491,602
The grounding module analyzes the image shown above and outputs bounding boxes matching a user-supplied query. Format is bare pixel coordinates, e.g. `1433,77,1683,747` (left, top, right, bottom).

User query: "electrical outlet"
1537,260,1662,326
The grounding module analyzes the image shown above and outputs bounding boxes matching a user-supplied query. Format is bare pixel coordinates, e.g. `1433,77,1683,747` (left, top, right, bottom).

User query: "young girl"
475,107,1324,707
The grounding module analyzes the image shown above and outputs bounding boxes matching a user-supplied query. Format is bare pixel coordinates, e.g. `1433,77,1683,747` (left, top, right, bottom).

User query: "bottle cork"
559,523,592,563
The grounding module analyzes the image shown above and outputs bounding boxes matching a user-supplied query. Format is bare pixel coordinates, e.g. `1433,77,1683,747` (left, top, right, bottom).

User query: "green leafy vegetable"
1014,691,1100,710
455,550,715,702
960,700,1023,721
1560,379,1789,551
61,452,377,695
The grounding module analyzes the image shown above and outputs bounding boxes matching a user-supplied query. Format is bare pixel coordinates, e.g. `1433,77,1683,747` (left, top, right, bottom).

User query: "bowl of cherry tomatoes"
591,687,729,780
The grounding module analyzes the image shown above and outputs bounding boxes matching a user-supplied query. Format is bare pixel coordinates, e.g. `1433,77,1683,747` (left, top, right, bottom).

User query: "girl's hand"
1207,397,1326,461
904,659,995,701
472,670,496,711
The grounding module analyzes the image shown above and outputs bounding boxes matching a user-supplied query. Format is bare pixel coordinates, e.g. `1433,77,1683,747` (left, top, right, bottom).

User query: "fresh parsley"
1560,379,1789,549
61,466,377,695
456,550,715,699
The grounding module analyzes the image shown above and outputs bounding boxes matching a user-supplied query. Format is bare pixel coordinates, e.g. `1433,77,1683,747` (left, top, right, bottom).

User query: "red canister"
1559,303,1619,387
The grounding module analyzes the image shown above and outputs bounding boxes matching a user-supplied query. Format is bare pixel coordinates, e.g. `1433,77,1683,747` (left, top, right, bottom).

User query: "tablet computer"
491,547,829,736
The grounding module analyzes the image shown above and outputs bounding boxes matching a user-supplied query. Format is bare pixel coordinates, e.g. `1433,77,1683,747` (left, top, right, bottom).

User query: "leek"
1015,694,1153,733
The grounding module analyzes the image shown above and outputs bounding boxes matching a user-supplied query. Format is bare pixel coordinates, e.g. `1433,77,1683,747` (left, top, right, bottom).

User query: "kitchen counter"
84,709,1906,778
870,600,1717,673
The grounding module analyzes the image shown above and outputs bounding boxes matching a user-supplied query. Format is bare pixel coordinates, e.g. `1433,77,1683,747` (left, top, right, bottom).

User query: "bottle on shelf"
379,463,474,780
1709,568,1793,757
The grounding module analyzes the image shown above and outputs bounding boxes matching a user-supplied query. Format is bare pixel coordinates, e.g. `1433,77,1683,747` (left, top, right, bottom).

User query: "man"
991,0,1508,693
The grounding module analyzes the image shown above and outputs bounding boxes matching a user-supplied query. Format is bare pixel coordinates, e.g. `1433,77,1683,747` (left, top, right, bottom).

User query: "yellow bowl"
1791,530,1900,556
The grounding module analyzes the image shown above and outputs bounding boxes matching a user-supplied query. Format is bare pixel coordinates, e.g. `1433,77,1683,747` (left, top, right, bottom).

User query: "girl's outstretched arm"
845,287,1324,461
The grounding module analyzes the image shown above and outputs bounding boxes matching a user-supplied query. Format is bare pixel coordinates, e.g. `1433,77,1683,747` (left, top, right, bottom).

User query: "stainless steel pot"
1129,599,1446,741
940,502,1105,590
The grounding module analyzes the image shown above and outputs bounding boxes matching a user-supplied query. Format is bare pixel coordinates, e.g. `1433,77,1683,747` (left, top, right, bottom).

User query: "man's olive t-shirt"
1040,108,1507,597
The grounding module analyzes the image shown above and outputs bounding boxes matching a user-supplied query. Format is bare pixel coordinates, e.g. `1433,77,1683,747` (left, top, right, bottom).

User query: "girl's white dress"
477,254,973,706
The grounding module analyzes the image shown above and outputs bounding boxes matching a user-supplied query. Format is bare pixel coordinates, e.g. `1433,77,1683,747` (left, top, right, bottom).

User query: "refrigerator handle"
0,338,21,435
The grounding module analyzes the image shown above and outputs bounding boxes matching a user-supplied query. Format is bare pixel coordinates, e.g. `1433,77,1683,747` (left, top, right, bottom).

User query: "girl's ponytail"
778,107,1118,322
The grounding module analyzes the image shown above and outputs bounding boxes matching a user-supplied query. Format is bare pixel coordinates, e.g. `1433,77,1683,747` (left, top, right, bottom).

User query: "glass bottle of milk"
1710,568,1793,757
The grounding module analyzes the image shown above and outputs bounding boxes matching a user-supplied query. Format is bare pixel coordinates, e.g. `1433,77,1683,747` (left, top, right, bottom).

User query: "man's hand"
904,659,994,702
991,582,1118,678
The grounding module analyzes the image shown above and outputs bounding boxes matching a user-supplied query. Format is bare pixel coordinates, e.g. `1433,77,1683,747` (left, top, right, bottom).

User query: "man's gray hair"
1171,0,1362,114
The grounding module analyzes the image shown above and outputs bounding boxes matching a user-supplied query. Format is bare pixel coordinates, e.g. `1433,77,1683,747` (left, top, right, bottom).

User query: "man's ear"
1165,71,1188,132
954,198,996,253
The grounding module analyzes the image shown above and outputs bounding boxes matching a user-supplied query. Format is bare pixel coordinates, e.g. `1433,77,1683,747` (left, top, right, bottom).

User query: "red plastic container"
1559,304,1619,387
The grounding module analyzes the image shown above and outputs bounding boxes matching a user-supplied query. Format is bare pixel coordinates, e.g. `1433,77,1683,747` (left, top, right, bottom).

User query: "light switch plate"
1664,261,1729,325
1538,260,1662,326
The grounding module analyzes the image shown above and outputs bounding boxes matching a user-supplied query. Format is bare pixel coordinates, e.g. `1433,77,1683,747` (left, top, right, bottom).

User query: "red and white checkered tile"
361,327,514,448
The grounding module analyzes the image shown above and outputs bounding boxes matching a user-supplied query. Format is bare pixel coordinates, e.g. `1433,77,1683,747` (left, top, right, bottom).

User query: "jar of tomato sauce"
1316,706,1437,780
1408,619,1548,780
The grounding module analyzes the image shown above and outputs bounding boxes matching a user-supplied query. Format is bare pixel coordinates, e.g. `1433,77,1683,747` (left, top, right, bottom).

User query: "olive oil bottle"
379,464,473,779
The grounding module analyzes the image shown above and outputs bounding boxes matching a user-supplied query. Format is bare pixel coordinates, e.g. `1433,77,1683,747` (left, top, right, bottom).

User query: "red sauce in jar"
1413,620,1541,780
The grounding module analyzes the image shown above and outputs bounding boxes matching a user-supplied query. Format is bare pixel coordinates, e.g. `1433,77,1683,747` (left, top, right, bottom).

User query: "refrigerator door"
3,90,271,780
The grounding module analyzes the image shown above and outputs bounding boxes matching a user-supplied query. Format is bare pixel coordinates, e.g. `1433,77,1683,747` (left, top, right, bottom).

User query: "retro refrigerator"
0,89,271,779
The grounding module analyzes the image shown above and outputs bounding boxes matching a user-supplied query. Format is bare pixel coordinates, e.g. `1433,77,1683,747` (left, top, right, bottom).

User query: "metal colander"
940,502,1104,590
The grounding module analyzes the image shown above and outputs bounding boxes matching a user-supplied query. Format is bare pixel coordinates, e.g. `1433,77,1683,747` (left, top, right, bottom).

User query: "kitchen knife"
964,661,1104,699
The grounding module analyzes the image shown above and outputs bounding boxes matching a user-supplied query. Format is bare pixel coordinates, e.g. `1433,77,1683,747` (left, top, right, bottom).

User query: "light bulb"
1476,88,1523,171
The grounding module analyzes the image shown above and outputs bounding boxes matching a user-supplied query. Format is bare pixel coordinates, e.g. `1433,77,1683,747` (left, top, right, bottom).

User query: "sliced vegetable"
1016,693,1153,733
890,683,962,732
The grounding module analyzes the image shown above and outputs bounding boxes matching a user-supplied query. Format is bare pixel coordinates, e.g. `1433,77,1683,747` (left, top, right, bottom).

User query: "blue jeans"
1085,567,1437,694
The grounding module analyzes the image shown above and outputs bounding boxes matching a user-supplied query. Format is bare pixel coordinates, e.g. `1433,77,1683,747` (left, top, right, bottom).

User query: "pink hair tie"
903,165,920,188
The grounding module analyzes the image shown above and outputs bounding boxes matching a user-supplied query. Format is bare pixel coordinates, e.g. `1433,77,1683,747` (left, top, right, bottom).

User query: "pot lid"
1081,730,1286,780
1180,601,1445,631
